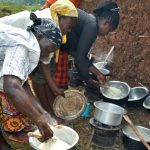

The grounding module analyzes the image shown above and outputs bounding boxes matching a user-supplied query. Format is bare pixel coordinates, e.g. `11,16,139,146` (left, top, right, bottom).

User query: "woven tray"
53,90,87,120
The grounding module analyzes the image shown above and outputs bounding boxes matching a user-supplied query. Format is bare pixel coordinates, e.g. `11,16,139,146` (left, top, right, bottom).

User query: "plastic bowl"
29,125,79,150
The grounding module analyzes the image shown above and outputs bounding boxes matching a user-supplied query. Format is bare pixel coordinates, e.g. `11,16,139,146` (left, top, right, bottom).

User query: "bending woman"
33,1,120,122
0,0,78,123
0,18,62,149
61,1,120,87
31,0,78,124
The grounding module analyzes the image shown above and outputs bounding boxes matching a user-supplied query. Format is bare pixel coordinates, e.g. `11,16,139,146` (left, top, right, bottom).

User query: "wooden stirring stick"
85,129,94,150
123,115,150,150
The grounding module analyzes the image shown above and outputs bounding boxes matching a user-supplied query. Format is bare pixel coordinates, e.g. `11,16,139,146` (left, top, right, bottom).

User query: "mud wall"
80,0,150,88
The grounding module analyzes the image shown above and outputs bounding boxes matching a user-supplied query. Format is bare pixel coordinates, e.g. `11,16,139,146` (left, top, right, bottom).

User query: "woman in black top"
61,1,120,87
31,1,120,124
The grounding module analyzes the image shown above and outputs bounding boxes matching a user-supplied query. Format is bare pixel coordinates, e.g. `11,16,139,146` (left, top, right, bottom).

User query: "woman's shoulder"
0,11,32,29
77,8,97,27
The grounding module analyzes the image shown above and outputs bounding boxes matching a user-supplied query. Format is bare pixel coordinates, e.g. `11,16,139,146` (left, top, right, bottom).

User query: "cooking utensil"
101,46,114,68
93,61,108,69
94,101,127,126
123,125,150,150
53,89,87,120
123,115,150,150
85,129,94,150
127,86,149,107
100,80,130,106
99,68,110,76
143,96,150,110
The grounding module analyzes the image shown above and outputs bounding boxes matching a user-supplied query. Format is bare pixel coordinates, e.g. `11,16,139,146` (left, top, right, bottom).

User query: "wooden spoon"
123,115,150,150
85,129,94,150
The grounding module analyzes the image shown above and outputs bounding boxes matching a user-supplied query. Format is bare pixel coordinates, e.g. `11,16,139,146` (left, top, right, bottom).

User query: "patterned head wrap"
31,17,62,47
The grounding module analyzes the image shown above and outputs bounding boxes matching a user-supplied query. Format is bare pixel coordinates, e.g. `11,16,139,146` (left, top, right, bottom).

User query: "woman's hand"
40,63,65,97
36,114,54,142
89,65,106,84
86,79,100,89
96,73,106,84
52,87,65,97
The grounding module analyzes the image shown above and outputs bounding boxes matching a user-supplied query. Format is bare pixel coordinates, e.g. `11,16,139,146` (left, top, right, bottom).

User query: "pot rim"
94,101,127,115
99,68,110,75
128,86,149,101
93,61,107,68
143,96,150,109
100,81,130,100
122,125,150,142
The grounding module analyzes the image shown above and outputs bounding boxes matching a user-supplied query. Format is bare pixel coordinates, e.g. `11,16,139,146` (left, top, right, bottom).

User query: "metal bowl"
99,68,110,76
127,87,149,107
93,62,110,75
128,87,149,101
122,125,150,150
100,81,130,105
143,96,150,109
93,62,107,69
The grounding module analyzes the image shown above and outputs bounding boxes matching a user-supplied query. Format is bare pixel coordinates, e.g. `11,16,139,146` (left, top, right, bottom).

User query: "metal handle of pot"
123,115,150,150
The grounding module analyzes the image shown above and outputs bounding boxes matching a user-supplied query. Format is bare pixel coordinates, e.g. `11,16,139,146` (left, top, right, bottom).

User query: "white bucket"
29,125,79,150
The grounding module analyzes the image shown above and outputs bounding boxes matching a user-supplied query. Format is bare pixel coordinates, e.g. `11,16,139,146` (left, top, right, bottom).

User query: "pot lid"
53,89,87,120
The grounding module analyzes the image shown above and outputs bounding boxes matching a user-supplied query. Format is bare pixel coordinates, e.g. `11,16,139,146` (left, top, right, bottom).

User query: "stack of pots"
92,101,127,148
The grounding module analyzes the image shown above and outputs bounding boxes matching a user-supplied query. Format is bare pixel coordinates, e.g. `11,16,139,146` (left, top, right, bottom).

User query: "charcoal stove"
89,118,122,148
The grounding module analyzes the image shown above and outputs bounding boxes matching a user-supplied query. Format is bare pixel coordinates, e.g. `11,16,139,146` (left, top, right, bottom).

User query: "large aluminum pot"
94,101,127,126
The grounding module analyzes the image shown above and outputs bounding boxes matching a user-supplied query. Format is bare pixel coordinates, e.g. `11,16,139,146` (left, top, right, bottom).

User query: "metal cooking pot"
122,125,150,150
143,96,150,111
100,81,130,106
127,86,149,108
94,101,127,126
99,68,110,76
